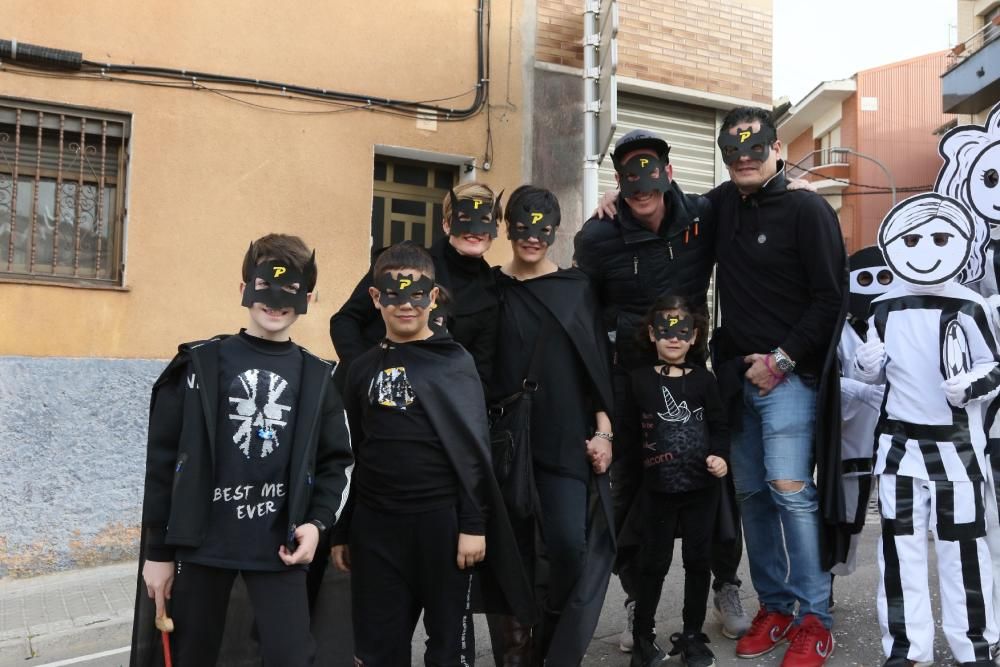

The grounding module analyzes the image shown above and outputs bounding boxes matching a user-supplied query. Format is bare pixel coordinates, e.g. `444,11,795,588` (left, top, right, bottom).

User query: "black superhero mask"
617,153,670,197
717,124,776,166
449,190,501,238
241,257,313,314
507,205,560,245
653,313,694,342
374,271,436,308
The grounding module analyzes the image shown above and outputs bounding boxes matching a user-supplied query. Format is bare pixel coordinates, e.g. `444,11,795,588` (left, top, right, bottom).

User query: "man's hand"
592,189,620,220
142,560,175,619
331,544,351,573
279,522,320,566
786,177,817,192
706,455,728,478
744,353,785,396
586,435,612,474
457,533,486,570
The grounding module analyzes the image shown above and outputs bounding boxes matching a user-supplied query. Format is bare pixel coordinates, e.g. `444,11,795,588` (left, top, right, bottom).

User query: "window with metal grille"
372,156,458,253
0,98,129,286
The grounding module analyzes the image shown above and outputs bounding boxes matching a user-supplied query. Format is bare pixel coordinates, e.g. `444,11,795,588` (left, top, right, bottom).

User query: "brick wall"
536,0,772,103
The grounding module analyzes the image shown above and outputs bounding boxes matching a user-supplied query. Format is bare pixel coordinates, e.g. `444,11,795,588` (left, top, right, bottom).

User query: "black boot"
500,616,533,667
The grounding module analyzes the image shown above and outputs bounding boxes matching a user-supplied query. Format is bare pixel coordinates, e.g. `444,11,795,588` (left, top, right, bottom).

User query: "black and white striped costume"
968,231,1000,634
833,321,881,576
859,281,1000,664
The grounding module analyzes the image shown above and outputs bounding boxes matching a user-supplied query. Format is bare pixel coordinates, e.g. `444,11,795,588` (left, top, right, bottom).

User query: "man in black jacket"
708,106,845,667
574,130,749,649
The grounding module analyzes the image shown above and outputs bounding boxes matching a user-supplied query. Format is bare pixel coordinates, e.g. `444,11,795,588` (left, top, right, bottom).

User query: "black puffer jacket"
573,180,715,369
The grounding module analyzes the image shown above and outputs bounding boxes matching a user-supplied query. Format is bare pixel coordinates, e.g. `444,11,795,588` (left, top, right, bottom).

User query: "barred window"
0,98,129,286
372,156,457,252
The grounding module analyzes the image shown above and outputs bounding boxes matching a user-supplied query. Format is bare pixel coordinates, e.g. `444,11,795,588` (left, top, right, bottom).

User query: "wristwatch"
771,348,796,374
309,519,327,534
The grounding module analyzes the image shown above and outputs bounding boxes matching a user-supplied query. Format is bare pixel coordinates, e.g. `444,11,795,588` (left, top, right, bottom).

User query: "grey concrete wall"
0,357,165,578
531,67,585,269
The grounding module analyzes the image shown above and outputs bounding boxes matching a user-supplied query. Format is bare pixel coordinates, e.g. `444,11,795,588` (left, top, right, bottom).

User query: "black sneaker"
668,632,716,667
630,635,666,667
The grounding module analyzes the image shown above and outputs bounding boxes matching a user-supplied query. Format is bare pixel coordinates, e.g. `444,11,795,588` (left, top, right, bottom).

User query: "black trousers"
634,484,720,637
611,365,742,602
168,561,315,667
351,503,475,666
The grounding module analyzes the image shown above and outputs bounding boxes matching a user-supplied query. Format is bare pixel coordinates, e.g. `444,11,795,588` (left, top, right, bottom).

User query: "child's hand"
142,560,175,619
279,522,320,566
585,435,612,474
706,455,727,478
457,533,486,570
331,544,351,573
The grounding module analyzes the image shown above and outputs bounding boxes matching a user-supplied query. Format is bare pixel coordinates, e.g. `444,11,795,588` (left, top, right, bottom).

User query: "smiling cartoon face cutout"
877,193,984,287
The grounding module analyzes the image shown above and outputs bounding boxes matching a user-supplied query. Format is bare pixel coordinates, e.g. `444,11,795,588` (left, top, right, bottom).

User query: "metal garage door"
597,94,719,198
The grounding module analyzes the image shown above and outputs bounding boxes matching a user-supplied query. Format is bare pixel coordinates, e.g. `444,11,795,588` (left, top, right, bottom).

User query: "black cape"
334,333,539,626
130,337,356,667
489,268,617,665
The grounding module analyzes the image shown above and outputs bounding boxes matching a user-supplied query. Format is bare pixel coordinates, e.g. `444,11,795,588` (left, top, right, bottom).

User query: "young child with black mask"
132,234,355,667
622,295,730,667
331,242,534,665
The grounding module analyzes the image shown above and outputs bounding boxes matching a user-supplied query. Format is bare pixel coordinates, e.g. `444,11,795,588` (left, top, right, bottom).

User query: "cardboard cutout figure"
935,102,1000,291
855,191,1000,664
934,101,1000,646
832,247,891,576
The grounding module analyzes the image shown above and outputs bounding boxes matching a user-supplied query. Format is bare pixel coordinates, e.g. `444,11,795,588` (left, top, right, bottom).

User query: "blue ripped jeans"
731,375,832,629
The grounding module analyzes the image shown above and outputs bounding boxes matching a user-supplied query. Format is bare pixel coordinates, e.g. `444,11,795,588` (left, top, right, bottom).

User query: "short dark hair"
720,106,777,138
242,234,317,291
639,294,709,360
504,185,561,226
372,241,436,281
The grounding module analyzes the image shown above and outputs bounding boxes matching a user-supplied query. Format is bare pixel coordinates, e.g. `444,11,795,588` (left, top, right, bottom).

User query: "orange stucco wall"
0,0,523,359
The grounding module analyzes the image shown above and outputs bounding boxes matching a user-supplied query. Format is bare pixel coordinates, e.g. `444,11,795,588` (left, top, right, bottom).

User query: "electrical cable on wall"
0,0,491,122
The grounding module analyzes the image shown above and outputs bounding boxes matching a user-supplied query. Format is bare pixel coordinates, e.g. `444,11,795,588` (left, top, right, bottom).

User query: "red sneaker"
735,608,794,658
780,615,834,667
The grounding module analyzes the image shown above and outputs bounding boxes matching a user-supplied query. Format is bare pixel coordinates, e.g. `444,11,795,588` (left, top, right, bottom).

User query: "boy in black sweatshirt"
331,242,534,666
132,234,354,667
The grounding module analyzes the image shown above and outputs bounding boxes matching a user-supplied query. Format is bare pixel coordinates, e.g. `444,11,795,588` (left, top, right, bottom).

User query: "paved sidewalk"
0,521,955,666
0,563,134,664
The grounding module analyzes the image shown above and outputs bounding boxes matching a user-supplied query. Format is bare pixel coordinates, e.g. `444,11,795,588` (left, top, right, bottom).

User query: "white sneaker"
619,600,635,652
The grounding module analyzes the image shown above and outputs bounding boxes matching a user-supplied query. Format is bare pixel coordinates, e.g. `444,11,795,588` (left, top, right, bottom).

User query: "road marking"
32,646,129,666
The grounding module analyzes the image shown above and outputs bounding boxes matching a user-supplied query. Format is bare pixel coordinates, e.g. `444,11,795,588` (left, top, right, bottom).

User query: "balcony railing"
947,14,1000,72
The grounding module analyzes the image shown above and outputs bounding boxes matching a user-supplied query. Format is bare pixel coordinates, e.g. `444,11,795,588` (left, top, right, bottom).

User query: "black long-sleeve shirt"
330,237,498,389
707,165,846,375
624,364,729,494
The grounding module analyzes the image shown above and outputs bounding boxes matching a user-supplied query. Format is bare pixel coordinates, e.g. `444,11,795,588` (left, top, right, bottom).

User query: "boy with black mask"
131,234,355,667
331,242,535,666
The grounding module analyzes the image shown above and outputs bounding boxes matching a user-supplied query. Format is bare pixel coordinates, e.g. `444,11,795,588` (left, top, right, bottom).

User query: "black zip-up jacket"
330,236,498,389
707,164,846,376
140,336,355,561
573,180,715,369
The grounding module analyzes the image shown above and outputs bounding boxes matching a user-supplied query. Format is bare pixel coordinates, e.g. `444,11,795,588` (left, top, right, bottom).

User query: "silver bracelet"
593,431,614,442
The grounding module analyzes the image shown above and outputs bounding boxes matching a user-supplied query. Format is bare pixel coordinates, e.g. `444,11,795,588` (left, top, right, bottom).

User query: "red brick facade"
536,0,772,104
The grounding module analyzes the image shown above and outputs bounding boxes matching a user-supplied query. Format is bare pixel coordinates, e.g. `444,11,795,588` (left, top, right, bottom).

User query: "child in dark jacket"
625,295,730,667
132,234,354,667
